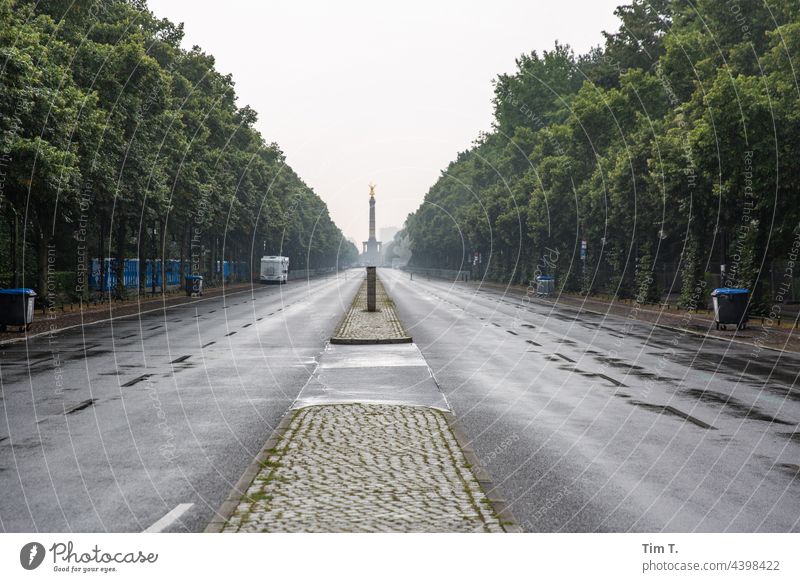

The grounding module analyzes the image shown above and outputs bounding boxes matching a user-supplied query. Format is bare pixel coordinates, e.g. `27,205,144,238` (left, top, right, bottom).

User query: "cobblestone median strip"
331,277,411,344
216,403,511,532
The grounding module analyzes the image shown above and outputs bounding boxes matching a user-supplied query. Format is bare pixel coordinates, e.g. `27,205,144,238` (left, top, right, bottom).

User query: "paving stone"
221,403,505,533
331,277,410,342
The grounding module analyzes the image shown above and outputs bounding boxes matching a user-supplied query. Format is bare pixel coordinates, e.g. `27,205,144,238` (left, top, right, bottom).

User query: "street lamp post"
151,222,158,295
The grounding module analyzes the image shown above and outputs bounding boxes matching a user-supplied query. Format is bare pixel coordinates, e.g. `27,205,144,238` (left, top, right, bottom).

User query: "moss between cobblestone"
221,404,506,533
247,491,274,504
433,414,498,526
330,276,411,344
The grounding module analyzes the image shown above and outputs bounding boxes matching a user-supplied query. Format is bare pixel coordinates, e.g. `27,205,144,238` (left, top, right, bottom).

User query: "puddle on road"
0,437,42,448
545,312,579,323
628,400,715,429
592,355,679,384
683,388,794,425
593,356,646,371
595,373,626,387
121,374,153,387
667,350,800,393
556,363,627,387
66,349,111,362
64,399,96,415
774,463,800,478
543,353,578,364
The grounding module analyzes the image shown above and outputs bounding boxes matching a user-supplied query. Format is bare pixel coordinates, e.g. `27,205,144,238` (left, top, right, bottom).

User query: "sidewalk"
208,270,517,533
0,282,256,345
414,273,800,353
545,292,800,353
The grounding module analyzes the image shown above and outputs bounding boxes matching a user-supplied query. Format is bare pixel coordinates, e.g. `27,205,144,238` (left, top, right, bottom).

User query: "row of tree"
405,0,800,309
0,0,357,300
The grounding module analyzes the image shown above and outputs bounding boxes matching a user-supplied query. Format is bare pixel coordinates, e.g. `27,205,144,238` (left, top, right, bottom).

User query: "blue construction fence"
216,260,250,281
88,259,251,290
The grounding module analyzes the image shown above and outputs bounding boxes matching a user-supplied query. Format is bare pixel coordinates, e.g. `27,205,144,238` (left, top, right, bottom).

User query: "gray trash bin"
0,288,37,332
185,275,203,296
536,275,555,297
711,287,749,330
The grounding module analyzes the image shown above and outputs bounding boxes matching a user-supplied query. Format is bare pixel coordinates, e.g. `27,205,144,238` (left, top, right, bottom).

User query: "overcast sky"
147,0,623,243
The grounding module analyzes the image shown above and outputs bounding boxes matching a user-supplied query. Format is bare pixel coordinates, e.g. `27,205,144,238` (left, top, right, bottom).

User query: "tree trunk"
137,219,146,295
159,219,166,295
114,218,126,300
37,229,49,297
210,236,215,284
179,222,187,289
99,219,106,293
9,208,19,287
208,235,216,285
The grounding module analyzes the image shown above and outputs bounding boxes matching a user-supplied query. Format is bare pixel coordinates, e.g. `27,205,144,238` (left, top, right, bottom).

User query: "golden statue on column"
362,183,382,266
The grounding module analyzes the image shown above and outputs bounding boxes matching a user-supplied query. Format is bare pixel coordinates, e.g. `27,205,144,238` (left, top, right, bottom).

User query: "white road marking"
143,503,193,533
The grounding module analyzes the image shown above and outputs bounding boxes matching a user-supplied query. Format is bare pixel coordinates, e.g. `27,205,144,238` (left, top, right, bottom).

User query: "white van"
260,256,289,284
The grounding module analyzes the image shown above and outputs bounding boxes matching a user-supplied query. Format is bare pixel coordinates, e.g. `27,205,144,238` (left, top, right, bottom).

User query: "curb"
441,411,522,533
0,289,251,347
540,298,795,356
0,275,343,347
329,272,413,345
204,410,297,533
416,274,797,356
329,336,413,345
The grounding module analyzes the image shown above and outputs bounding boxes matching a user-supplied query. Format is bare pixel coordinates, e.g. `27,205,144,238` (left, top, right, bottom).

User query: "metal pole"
367,267,376,312
151,222,157,296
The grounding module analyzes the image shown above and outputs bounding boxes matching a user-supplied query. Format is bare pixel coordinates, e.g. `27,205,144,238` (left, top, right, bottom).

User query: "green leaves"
406,0,800,305
1,0,356,294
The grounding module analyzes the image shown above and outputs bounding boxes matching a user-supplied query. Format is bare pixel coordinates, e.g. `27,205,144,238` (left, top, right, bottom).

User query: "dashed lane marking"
143,503,194,533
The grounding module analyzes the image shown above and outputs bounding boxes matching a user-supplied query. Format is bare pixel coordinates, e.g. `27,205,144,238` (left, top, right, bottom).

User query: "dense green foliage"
405,0,800,308
0,0,357,299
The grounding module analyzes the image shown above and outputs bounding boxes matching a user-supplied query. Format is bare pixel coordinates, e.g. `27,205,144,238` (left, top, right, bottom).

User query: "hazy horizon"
147,0,622,242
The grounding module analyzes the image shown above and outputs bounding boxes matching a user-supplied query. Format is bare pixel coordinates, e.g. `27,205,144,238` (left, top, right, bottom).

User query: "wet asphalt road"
2,267,798,533
381,269,800,532
0,273,361,532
